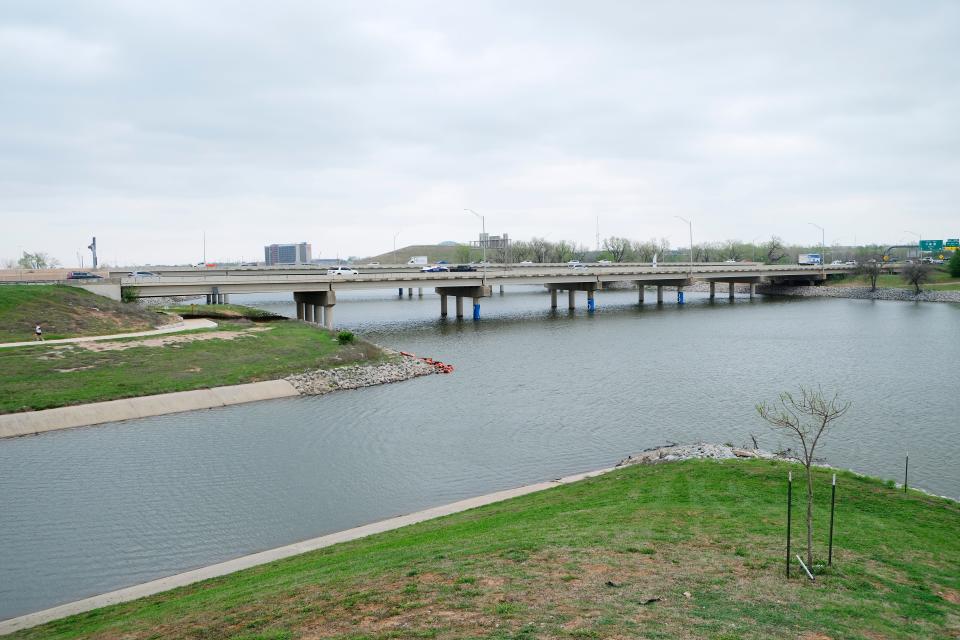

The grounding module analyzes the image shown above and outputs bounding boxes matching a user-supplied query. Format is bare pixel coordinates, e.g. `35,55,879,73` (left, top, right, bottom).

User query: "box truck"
798,253,822,265
407,256,428,265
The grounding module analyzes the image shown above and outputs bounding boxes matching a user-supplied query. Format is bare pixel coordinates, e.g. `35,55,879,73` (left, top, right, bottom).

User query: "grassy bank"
0,319,384,414
0,285,169,342
164,304,287,320
9,460,958,639
831,269,960,291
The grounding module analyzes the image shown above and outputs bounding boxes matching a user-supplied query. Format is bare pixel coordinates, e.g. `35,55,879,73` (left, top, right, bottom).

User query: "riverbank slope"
5,457,956,639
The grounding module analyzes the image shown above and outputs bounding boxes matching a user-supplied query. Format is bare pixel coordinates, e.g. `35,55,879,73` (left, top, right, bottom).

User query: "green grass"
831,269,960,291
0,320,385,414
164,303,287,320
7,460,957,639
0,285,169,342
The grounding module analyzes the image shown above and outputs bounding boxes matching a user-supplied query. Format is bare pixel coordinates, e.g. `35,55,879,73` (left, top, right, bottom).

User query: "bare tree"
855,257,883,291
529,237,550,263
757,386,850,569
571,243,589,261
602,236,632,262
720,240,746,261
902,263,932,294
631,240,657,262
765,236,788,264
511,240,533,263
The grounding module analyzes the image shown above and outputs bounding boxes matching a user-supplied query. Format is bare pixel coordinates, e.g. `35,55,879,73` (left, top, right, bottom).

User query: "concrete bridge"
106,263,857,328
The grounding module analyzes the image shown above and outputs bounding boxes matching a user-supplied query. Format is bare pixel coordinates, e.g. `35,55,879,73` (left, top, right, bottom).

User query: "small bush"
949,250,960,277
337,330,355,345
120,286,140,303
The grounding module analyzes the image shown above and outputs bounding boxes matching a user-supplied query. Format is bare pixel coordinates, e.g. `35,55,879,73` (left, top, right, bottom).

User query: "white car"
831,260,843,265
597,259,612,265
326,267,358,276
519,260,533,265
569,263,588,270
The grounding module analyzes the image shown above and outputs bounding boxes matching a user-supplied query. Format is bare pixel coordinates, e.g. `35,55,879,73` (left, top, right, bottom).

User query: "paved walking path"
0,318,217,349
0,465,615,634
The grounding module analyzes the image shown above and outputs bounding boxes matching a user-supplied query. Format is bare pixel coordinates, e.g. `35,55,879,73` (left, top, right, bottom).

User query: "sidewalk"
0,319,218,349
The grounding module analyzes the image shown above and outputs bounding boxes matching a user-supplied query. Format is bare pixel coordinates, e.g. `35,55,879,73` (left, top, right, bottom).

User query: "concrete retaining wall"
0,380,299,439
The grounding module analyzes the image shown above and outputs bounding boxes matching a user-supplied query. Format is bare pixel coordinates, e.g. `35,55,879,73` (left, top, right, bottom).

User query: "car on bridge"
66,271,103,279
449,264,477,272
421,265,450,272
127,271,158,278
326,267,359,276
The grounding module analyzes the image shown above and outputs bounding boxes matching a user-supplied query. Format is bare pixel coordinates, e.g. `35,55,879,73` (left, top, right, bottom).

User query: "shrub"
120,286,140,303
949,250,960,277
337,330,355,345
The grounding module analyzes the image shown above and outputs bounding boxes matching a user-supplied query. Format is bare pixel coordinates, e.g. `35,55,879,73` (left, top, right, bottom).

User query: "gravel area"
285,355,439,395
617,442,792,466
756,285,960,303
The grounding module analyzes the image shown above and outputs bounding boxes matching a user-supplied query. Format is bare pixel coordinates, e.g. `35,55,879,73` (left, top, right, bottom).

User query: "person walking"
34,323,44,341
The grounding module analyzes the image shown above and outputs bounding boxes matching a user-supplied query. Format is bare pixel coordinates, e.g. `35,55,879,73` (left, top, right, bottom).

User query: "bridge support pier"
436,286,491,320
408,288,413,298
749,283,756,298
499,285,504,295
398,287,403,297
657,286,664,304
568,289,576,310
677,287,685,304
324,305,334,330
587,289,595,312
293,291,336,328
709,282,715,299
729,282,735,300
638,285,645,304
550,289,558,309
206,294,213,305
418,287,423,297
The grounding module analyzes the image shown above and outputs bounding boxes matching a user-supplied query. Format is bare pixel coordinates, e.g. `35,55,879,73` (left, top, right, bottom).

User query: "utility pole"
87,237,98,269
674,216,693,275
465,209,486,276
808,222,824,269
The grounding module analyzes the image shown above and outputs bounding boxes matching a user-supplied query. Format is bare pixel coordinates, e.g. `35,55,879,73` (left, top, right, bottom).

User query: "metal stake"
828,473,836,566
786,471,792,578
904,453,909,493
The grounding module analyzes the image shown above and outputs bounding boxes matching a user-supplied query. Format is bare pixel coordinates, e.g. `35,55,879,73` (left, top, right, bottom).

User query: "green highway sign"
946,238,959,247
919,239,943,252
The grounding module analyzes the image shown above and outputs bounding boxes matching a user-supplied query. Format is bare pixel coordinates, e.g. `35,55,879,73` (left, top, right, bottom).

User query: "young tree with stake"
757,386,850,569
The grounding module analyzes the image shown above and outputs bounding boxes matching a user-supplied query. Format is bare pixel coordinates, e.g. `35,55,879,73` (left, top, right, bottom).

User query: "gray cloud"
1,0,958,264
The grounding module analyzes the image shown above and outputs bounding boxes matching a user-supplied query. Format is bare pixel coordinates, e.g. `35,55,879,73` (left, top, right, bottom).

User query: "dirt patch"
76,327,271,352
940,589,960,605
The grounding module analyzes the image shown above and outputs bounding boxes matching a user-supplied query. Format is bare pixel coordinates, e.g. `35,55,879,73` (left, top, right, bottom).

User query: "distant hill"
360,244,481,265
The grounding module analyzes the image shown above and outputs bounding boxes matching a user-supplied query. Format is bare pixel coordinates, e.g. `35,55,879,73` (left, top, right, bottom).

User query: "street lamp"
904,230,920,261
465,209,486,277
808,222,825,267
674,216,693,274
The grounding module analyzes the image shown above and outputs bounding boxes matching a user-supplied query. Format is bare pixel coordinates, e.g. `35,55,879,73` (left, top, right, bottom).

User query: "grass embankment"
0,285,170,342
9,460,957,639
831,269,960,291
0,319,384,414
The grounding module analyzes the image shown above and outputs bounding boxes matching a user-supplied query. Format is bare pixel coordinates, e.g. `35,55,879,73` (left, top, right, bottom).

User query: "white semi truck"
798,253,823,265
407,256,428,265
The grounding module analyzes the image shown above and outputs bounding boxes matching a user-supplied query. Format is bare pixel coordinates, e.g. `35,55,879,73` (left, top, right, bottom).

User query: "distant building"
264,242,312,265
470,232,510,249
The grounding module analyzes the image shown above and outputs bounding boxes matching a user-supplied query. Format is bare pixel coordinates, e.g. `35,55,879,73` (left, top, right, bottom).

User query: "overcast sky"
2,1,958,265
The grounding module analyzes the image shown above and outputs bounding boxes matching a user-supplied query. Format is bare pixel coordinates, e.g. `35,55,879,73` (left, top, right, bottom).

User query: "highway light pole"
465,209,486,277
674,216,693,275
904,230,920,261
808,222,824,268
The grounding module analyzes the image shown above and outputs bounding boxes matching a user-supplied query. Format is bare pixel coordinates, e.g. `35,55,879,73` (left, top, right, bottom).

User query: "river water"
1,287,958,620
